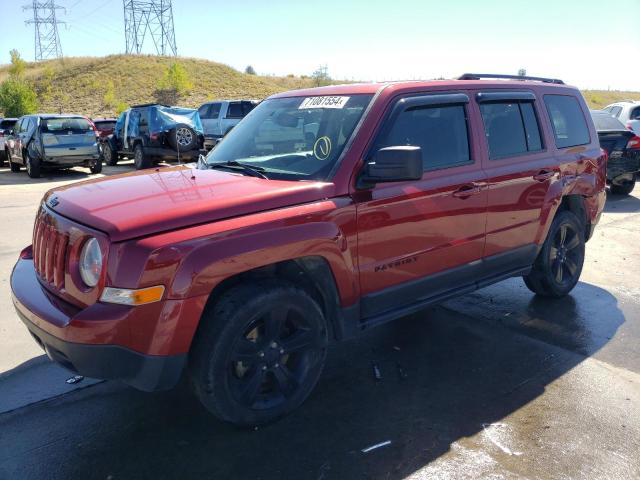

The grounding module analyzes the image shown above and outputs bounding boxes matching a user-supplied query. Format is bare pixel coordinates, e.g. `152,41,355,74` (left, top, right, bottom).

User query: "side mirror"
360,146,423,185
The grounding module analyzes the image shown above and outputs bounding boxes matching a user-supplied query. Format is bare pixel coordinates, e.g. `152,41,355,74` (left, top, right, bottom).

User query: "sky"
0,0,639,90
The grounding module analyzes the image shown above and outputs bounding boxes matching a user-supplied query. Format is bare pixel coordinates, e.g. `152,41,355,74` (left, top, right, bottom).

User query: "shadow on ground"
0,281,625,480
604,183,640,213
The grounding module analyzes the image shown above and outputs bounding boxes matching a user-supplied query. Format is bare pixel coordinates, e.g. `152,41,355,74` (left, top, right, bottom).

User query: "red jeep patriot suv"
11,74,607,426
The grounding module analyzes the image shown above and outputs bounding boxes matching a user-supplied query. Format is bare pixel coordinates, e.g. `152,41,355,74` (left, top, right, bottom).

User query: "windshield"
205,94,373,180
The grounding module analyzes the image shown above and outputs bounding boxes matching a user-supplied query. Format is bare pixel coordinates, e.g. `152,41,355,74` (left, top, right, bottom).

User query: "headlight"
79,237,102,287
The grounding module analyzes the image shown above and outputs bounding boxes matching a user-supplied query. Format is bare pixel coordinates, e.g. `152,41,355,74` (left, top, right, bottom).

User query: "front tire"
133,143,151,170
103,142,118,166
610,173,636,196
189,281,328,426
523,210,585,297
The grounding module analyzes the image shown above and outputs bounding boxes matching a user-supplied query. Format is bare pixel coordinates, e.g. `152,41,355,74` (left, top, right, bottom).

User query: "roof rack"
458,73,564,85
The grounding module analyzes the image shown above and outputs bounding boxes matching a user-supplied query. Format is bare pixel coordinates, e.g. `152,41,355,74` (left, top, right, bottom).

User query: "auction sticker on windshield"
299,96,350,109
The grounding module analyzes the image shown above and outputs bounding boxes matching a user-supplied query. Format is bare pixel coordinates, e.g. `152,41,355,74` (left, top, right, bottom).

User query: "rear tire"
189,280,328,427
523,210,585,297
89,158,102,174
610,173,636,196
133,143,151,170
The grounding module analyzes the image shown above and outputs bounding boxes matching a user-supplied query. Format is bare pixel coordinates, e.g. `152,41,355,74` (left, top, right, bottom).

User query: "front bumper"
10,257,186,392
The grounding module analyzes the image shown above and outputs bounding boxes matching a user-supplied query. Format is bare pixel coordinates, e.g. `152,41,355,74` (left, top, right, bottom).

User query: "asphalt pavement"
0,163,639,479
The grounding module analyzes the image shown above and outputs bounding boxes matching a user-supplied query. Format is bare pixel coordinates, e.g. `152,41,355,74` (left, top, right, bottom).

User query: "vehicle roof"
201,99,260,104
268,79,577,99
26,114,89,119
607,100,640,106
0,117,18,121
92,118,117,122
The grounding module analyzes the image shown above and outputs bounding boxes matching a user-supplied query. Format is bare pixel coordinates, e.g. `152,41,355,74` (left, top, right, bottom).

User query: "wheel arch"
199,256,353,342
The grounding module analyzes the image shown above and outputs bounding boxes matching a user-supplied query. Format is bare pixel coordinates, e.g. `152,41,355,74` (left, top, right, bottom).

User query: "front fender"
111,198,359,307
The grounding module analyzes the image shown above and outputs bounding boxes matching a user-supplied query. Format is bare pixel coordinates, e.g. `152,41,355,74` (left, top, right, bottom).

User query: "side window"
242,101,256,116
610,106,622,117
209,103,221,119
226,102,244,119
198,104,210,119
544,95,590,148
630,107,640,120
377,104,471,171
479,101,543,159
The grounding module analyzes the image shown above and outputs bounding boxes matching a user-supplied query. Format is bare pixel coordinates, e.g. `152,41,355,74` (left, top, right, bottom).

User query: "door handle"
533,169,555,182
452,184,482,198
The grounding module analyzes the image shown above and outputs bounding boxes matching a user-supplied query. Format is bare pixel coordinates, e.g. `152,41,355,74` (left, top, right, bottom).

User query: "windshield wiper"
207,160,269,179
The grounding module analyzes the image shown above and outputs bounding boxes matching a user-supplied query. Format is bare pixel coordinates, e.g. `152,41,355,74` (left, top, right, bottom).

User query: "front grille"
33,209,69,290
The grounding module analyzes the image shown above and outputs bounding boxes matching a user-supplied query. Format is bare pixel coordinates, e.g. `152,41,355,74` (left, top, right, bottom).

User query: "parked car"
11,74,607,426
603,100,640,135
590,109,640,195
198,100,258,149
92,117,117,140
102,104,204,169
5,114,101,178
0,117,18,166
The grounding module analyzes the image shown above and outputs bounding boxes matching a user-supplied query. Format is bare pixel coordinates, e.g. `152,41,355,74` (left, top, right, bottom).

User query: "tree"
103,80,116,109
245,65,256,75
312,65,330,87
518,68,527,77
155,62,192,104
8,49,27,78
0,78,38,117
115,101,129,115
0,49,37,116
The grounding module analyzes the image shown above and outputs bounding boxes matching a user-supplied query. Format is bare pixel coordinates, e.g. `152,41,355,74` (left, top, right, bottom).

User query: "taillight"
626,122,634,131
627,136,640,150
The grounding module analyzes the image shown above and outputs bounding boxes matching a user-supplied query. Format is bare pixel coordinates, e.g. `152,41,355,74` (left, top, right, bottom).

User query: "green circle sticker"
313,136,332,160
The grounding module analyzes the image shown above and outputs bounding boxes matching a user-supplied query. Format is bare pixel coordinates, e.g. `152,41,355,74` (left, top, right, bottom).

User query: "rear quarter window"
544,95,590,148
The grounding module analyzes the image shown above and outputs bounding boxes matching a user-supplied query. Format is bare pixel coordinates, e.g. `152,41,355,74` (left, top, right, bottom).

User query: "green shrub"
0,78,38,117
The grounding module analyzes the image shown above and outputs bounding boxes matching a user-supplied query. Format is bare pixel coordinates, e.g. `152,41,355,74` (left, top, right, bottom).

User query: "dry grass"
0,55,638,116
0,54,322,117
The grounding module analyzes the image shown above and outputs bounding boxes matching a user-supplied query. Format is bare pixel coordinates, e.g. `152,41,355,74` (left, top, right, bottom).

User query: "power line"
123,0,177,56
23,0,66,61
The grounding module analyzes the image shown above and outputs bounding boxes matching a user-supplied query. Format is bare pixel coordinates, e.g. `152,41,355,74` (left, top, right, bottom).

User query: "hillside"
0,55,638,117
0,54,321,117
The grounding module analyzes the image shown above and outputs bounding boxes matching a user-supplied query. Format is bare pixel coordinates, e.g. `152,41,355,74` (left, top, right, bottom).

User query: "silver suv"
603,101,640,135
198,100,258,149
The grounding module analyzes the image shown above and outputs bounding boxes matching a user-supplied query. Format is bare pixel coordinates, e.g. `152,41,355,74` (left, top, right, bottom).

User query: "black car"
102,104,205,170
0,117,18,166
591,109,640,195
5,114,101,178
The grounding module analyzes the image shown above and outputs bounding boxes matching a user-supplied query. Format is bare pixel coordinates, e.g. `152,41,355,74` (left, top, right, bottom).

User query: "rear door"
627,105,640,136
477,90,555,267
222,102,244,134
41,117,98,159
355,92,488,319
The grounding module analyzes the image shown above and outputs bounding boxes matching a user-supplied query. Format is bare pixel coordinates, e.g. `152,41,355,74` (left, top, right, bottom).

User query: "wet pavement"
1,168,639,479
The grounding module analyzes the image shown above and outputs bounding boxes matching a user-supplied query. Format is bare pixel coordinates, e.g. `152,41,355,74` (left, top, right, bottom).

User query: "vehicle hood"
44,166,335,241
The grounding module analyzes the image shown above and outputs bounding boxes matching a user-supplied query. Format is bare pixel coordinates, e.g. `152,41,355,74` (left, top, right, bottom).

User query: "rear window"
94,121,116,130
42,117,93,134
0,119,16,129
544,95,590,148
591,112,626,131
480,101,543,159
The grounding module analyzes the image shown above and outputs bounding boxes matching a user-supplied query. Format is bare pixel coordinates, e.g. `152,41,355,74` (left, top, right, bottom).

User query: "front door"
355,93,488,319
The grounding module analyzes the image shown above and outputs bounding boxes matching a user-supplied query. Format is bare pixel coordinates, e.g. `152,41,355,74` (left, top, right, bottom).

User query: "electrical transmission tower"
23,1,65,61
123,1,177,56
